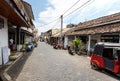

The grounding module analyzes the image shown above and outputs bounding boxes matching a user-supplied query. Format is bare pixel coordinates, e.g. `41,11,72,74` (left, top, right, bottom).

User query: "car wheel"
116,74,120,77
91,62,99,70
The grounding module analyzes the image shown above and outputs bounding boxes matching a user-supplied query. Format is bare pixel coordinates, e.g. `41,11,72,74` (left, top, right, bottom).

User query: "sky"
25,0,120,35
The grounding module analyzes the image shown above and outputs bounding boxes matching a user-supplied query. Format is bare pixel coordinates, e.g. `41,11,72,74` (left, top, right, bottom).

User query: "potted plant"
9,52,18,61
73,38,80,54
78,41,86,55
72,38,85,55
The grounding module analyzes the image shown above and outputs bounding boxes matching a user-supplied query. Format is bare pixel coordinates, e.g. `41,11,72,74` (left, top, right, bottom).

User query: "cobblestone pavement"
16,42,120,81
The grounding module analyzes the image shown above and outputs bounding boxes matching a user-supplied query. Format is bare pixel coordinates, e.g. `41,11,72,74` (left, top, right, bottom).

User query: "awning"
0,0,28,27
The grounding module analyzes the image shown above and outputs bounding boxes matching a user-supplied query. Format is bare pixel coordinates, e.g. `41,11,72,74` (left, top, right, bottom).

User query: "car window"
93,45,103,56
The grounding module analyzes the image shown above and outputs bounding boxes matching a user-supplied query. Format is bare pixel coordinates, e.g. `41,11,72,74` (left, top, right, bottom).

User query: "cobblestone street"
16,42,120,81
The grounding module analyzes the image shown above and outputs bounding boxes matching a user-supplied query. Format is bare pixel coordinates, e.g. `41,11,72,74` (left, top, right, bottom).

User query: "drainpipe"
87,34,91,56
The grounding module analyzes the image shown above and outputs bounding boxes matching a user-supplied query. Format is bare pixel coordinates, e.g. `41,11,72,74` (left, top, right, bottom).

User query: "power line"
63,0,81,15
67,0,95,23
52,18,61,29
38,0,93,27
38,0,81,27
64,0,92,18
34,16,58,18
39,17,60,27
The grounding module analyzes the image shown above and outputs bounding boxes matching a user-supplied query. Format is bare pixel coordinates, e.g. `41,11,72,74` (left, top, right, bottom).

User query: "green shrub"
72,38,85,54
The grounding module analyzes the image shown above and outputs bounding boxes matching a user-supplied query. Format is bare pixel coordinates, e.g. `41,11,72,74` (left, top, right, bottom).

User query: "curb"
1,53,23,81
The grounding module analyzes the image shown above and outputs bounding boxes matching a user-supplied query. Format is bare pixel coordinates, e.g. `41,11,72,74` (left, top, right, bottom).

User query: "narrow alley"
16,42,119,81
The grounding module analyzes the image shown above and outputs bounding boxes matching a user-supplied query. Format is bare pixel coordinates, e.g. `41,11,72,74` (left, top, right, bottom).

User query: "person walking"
9,38,14,51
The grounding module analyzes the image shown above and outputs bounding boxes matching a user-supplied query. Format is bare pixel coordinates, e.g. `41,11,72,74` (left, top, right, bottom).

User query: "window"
101,35,119,43
0,18,4,29
93,45,103,56
102,48,114,60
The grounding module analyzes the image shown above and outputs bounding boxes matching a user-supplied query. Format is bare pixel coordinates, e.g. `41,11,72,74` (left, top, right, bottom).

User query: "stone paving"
16,42,120,81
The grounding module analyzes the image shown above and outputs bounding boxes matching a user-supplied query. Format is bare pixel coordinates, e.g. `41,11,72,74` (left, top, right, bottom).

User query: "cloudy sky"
25,0,120,35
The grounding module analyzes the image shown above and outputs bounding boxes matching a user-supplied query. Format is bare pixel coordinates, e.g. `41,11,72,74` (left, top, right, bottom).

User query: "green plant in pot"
73,38,85,55
73,38,80,54
9,53,18,61
78,41,85,55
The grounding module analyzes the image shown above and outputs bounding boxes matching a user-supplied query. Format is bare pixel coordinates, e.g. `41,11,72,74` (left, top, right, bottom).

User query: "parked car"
90,42,120,77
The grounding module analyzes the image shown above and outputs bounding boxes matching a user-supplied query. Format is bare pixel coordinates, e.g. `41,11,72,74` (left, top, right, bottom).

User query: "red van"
90,42,120,76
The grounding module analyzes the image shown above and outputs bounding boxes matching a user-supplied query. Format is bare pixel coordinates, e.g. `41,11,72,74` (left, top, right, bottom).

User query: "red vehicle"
90,42,120,76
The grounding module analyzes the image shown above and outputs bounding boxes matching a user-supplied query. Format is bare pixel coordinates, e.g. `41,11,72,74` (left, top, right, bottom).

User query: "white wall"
0,28,8,47
0,16,8,47
0,48,2,65
64,36,68,49
0,15,9,65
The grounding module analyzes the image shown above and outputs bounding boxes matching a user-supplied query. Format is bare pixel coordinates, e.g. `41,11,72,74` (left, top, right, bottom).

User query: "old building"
44,29,60,44
66,12,120,55
53,28,71,49
0,0,34,65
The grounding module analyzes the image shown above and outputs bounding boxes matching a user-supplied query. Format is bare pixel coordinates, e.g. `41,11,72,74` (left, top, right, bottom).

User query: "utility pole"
60,15,63,44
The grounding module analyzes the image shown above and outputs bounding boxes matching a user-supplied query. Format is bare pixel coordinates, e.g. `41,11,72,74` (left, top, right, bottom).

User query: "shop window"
101,35,119,43
0,18,4,29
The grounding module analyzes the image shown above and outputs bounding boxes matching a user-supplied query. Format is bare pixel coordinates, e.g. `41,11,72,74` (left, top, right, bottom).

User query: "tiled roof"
67,23,120,36
66,12,120,35
76,12,120,30
53,28,70,37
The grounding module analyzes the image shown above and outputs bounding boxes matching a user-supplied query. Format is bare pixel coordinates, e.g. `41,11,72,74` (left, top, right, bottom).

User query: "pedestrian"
9,38,14,51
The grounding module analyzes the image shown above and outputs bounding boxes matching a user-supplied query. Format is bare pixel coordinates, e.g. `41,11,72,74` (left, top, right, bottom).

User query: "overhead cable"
38,0,81,27
63,0,81,15
64,0,92,18
52,18,61,29
66,0,95,22
39,17,60,27
39,0,93,27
